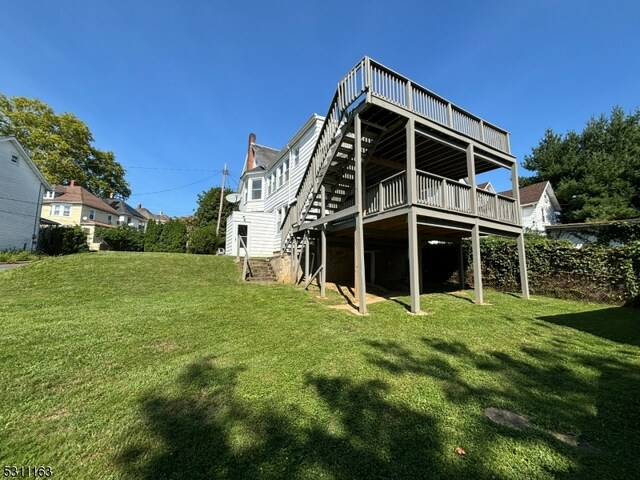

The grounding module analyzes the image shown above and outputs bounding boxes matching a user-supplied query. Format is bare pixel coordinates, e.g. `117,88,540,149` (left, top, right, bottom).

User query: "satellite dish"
225,193,242,203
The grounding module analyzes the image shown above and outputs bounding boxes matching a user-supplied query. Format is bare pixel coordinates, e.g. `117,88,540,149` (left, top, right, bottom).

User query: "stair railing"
238,236,252,281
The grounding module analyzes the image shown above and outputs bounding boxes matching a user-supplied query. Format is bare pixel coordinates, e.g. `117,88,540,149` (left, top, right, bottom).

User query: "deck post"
408,210,421,313
354,113,367,314
418,233,423,294
304,231,310,284
320,186,327,298
511,162,530,299
406,118,417,205
291,235,297,284
517,233,530,299
466,144,477,215
471,223,483,304
458,241,465,289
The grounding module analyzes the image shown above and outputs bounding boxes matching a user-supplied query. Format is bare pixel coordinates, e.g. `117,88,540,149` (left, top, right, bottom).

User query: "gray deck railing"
282,57,512,250
363,170,517,225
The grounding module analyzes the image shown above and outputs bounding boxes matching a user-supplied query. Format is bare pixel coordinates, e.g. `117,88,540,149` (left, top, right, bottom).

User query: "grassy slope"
0,253,638,479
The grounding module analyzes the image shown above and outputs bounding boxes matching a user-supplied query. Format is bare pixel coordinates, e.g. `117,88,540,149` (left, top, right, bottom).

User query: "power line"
124,166,223,172
129,174,217,196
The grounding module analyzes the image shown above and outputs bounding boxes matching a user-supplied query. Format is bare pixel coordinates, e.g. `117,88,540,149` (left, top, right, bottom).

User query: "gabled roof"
44,183,119,214
135,204,170,223
102,198,146,219
250,144,280,171
499,181,560,209
0,136,52,190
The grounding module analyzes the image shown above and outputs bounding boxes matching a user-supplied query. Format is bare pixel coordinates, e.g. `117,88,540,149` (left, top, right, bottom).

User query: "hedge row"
468,235,640,306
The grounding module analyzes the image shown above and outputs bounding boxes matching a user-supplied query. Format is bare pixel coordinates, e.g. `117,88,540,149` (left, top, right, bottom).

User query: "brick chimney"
245,133,256,171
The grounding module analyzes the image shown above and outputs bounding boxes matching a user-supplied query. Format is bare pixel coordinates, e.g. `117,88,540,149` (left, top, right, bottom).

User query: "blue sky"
1,1,638,216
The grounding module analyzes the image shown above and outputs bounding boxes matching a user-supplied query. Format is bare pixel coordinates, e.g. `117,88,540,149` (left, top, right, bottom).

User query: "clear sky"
1,1,638,216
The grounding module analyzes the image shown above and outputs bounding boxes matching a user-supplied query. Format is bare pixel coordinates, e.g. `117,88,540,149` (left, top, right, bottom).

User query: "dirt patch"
154,341,181,352
484,407,532,430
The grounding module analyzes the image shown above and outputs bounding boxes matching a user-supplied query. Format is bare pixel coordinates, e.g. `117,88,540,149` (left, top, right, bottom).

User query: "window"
44,191,55,199
251,178,262,200
276,166,282,188
50,204,71,216
107,215,112,224
10,154,19,165
89,209,95,220
270,174,275,194
292,147,299,166
283,159,289,183
127,216,132,224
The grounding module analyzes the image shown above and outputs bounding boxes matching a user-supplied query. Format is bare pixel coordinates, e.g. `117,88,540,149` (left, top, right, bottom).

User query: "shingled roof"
499,181,552,205
102,198,146,219
250,144,281,171
43,183,119,214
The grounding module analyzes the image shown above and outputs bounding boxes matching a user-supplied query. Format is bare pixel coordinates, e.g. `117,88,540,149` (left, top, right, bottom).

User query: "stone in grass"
484,407,532,430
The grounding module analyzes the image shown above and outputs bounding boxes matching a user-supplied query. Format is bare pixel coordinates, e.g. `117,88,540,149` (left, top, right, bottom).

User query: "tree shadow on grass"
117,356,483,479
363,336,640,479
538,306,640,347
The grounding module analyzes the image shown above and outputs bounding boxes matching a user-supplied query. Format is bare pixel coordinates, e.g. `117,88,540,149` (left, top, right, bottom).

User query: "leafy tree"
0,94,131,198
194,187,236,233
522,106,640,222
144,220,163,252
95,226,144,251
158,218,187,253
188,225,224,254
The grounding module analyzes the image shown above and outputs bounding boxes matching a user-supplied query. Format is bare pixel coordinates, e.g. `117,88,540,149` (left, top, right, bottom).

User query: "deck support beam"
510,162,530,300
320,186,327,298
471,223,483,304
408,211,421,313
304,231,310,284
517,233,530,299
406,118,421,313
354,113,367,314
458,241,465,289
291,236,298,284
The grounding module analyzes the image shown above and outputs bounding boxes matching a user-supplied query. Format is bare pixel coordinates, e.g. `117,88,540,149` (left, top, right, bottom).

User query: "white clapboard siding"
0,139,50,250
225,211,276,257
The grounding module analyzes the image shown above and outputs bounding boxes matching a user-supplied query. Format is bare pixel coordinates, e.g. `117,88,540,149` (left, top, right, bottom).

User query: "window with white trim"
89,209,95,220
107,215,112,224
292,147,299,166
50,204,72,216
44,191,55,199
251,178,262,200
283,159,289,183
276,166,282,189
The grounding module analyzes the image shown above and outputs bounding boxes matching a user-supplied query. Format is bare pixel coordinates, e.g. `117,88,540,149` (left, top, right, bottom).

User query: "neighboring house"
41,181,119,250
0,136,52,251
499,181,561,232
225,114,324,257
102,198,147,231
136,204,170,224
546,218,640,246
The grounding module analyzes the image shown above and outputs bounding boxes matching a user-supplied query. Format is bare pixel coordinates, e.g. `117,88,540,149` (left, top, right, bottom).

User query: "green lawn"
1,253,638,479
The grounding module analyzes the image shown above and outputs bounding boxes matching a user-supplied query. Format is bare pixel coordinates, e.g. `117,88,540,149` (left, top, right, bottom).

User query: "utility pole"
215,163,228,236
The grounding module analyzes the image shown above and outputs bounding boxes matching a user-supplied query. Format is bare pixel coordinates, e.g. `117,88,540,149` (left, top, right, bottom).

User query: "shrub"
188,225,224,254
95,226,144,252
38,226,89,256
467,236,640,305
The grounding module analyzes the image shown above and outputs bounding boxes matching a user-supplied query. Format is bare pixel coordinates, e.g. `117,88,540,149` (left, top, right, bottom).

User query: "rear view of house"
0,136,52,251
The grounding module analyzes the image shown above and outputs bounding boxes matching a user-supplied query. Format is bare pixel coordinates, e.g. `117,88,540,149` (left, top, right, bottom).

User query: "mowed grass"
1,253,639,479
